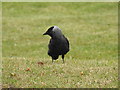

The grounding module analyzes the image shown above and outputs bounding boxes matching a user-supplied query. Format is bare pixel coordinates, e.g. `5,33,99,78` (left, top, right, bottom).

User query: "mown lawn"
2,2,118,88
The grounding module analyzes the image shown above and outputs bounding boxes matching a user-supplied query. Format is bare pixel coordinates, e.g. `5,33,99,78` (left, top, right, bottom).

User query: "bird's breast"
48,38,69,55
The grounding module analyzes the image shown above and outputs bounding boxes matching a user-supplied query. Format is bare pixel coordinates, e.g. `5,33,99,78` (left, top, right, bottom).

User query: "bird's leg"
62,55,65,63
52,59,54,63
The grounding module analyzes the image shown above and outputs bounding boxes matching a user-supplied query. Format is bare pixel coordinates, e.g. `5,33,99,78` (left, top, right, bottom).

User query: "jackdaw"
43,26,70,63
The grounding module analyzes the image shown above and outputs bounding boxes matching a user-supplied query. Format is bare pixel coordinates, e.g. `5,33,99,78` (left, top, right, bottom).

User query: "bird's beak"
43,32,47,35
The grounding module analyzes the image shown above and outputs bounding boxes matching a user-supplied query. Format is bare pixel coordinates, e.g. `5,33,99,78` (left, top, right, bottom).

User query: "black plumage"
43,26,70,63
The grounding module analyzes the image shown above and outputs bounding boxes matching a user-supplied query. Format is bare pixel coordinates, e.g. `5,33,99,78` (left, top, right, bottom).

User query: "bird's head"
43,26,62,38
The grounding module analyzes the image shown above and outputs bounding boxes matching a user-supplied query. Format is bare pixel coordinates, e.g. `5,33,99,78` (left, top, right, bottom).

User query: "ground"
2,2,118,88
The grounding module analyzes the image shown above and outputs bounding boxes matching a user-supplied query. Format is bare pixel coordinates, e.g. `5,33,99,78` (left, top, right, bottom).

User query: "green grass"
2,2,118,88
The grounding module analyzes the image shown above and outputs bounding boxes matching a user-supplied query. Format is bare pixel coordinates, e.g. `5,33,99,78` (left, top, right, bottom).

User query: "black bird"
43,26,70,63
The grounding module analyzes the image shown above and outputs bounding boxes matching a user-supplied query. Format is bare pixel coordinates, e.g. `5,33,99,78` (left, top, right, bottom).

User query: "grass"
2,2,118,88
